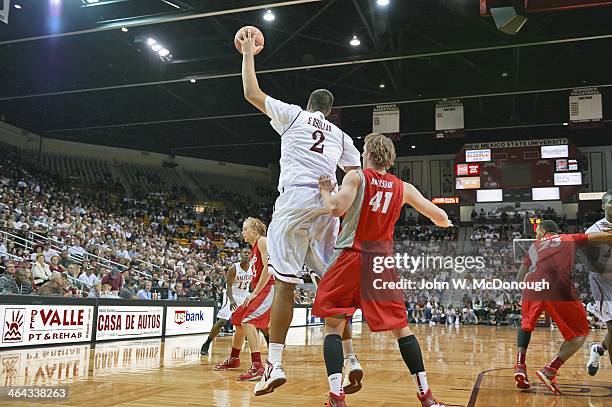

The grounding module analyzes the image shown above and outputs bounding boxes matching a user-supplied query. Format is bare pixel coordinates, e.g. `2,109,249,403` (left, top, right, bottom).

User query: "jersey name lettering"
307,117,332,132
370,178,394,189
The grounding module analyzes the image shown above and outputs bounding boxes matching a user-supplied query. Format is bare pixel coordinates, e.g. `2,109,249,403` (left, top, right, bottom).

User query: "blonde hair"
364,133,396,169
243,217,267,237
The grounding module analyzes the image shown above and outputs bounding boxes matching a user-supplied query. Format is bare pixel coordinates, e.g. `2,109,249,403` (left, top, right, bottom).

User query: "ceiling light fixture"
263,9,275,22
377,0,390,6
350,35,360,47
14,4,22,9
151,43,162,52
121,27,128,32
158,48,170,57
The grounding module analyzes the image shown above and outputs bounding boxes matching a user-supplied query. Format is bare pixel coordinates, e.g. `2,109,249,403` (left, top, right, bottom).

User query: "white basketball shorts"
267,186,339,285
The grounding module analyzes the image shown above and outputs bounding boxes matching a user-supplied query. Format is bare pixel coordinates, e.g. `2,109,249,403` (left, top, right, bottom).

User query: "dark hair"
308,89,334,116
539,220,559,234
602,189,612,204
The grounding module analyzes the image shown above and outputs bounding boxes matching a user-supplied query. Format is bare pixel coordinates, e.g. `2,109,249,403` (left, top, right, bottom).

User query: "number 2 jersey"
522,233,589,300
335,168,404,254
264,96,361,193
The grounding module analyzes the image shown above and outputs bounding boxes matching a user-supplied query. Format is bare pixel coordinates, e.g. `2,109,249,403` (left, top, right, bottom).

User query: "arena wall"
0,121,268,184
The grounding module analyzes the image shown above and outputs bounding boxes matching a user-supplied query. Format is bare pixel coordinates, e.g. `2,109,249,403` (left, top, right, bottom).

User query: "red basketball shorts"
231,284,274,330
312,249,408,332
521,299,589,340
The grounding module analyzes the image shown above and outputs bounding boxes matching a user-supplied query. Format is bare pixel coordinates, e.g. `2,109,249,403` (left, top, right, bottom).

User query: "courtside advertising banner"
0,305,94,348
165,306,214,336
96,306,163,341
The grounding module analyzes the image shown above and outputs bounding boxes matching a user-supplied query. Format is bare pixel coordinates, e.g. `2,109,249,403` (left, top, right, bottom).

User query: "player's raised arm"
238,28,267,114
225,264,238,311
318,171,360,217
403,182,452,228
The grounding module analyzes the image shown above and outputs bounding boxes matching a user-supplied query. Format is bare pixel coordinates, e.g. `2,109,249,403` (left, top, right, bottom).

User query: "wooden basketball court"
2,324,610,406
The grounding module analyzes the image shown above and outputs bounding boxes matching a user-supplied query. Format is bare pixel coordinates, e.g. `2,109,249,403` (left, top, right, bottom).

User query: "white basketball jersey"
586,218,612,285
232,262,252,296
264,96,361,193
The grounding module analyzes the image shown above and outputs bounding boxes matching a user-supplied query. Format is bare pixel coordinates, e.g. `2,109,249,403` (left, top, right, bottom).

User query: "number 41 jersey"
264,96,361,193
335,168,404,253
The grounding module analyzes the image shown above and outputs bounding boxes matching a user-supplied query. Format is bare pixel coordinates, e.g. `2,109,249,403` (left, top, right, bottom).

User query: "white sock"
268,343,284,364
342,339,355,359
328,373,343,396
412,371,429,397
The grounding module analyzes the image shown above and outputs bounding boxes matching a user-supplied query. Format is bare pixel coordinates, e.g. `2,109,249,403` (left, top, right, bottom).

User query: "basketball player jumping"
201,248,252,356
586,190,612,375
236,29,364,396
513,220,612,395
313,133,451,407
214,218,273,381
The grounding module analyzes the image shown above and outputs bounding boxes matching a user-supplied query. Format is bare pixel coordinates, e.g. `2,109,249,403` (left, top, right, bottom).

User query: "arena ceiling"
0,0,611,167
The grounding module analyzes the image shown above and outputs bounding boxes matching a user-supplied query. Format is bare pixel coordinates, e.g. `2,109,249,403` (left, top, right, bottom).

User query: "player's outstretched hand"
434,218,453,228
237,27,263,56
318,175,336,193
242,292,257,307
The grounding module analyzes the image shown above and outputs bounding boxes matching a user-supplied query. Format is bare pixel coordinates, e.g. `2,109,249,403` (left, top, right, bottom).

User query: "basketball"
234,26,265,55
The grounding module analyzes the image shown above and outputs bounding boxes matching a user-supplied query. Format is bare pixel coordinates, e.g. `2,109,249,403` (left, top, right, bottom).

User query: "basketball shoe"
343,355,363,394
214,357,240,371
536,366,562,395
324,391,347,407
513,364,531,389
587,343,604,376
254,361,286,396
237,362,264,381
417,389,445,407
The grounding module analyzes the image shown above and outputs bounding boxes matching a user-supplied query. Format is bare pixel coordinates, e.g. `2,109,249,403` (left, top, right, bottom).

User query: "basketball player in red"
214,217,274,381
513,220,612,395
313,133,451,407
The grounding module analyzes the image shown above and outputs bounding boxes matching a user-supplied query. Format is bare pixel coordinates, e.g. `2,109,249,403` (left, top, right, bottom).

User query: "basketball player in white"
237,29,363,396
200,249,252,356
586,190,612,374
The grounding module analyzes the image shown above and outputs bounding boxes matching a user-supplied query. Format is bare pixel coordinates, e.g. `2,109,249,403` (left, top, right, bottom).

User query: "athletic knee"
325,317,346,336
392,326,413,339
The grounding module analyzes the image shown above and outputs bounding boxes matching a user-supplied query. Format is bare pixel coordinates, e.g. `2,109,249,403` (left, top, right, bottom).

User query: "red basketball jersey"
249,239,274,288
521,233,588,300
336,168,404,253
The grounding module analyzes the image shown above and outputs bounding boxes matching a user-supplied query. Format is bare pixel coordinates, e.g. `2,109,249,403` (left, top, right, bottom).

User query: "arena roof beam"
2,32,612,102
261,0,337,63
42,82,612,134
0,0,323,46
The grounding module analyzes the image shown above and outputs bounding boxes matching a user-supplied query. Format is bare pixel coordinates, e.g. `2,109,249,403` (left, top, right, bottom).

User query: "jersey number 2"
369,191,393,214
310,130,325,154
